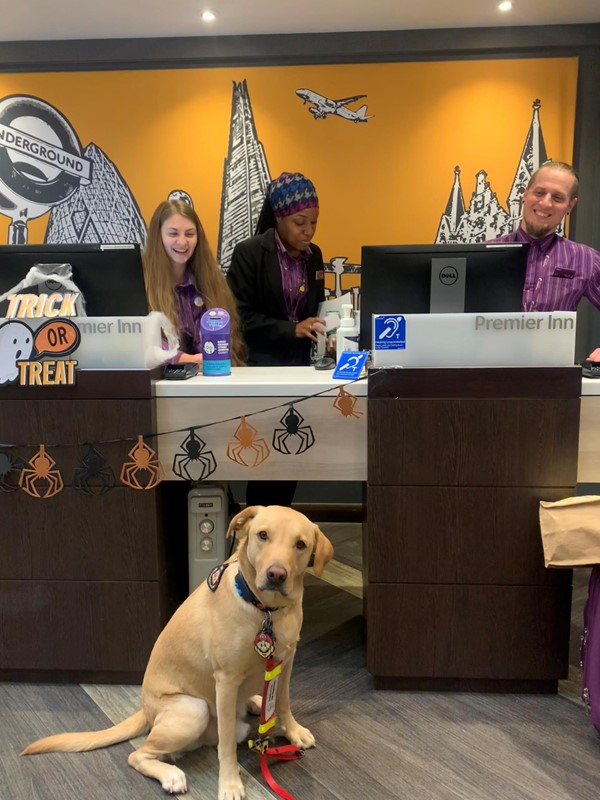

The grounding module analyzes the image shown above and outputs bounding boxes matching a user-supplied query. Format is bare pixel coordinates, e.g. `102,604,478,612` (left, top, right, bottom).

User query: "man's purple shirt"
491,227,600,312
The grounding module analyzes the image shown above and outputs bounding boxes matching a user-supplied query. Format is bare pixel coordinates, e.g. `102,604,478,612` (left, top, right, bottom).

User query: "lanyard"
248,619,304,799
526,253,551,312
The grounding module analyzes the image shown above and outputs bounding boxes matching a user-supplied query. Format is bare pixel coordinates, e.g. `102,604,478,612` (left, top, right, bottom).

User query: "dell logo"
439,266,459,285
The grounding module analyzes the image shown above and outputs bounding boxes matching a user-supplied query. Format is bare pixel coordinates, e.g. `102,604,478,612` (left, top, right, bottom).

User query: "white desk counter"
155,367,367,481
154,368,599,484
154,366,368,397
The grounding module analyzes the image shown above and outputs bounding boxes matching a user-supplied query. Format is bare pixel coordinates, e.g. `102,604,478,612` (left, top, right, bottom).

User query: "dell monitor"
0,243,148,317
359,242,529,351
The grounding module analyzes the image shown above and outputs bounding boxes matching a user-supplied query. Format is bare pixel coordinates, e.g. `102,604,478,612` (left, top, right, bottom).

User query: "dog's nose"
266,565,287,585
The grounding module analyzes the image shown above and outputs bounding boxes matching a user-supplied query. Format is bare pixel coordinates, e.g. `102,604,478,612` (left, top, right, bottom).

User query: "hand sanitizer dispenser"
336,303,359,362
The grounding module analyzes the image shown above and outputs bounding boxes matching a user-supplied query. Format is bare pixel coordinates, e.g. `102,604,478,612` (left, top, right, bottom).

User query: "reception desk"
0,366,598,684
155,367,368,481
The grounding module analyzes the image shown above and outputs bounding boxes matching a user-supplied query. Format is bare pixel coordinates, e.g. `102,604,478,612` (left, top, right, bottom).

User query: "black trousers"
246,480,297,508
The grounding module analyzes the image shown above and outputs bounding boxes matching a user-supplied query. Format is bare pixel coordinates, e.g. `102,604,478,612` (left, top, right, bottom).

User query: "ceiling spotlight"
498,1,513,10
201,10,216,22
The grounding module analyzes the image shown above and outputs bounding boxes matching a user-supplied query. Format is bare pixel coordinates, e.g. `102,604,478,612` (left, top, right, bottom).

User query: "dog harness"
206,562,304,799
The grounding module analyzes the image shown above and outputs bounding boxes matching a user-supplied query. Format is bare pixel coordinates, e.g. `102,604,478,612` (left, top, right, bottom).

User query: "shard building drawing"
436,99,551,244
45,142,147,246
217,80,271,271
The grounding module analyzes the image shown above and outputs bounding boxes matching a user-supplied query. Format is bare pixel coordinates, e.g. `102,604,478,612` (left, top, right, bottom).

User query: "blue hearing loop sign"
373,315,406,350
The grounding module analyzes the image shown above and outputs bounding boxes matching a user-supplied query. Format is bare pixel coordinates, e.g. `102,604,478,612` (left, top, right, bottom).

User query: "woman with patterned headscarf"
227,171,326,508
227,171,326,368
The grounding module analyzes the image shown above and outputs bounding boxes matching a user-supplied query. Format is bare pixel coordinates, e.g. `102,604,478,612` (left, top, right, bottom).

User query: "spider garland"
3,377,365,494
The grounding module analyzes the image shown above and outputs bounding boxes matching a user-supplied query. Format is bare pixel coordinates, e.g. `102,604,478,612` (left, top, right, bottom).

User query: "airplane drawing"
295,89,372,123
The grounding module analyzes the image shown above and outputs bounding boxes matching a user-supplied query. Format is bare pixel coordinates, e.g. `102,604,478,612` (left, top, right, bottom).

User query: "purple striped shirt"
274,230,309,323
168,269,203,363
492,228,600,312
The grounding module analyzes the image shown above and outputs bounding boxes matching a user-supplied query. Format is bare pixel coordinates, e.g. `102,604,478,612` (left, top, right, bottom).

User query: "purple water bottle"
201,308,231,376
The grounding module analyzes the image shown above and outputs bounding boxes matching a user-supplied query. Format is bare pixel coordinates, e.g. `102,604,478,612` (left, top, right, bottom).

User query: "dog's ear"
312,527,334,578
226,505,262,539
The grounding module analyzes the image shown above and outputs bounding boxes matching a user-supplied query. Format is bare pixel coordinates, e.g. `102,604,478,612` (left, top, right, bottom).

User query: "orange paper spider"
227,417,270,467
333,386,363,418
19,445,64,498
120,436,164,490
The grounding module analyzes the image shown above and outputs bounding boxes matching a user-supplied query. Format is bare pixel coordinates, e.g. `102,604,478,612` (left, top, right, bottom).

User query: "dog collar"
234,570,283,613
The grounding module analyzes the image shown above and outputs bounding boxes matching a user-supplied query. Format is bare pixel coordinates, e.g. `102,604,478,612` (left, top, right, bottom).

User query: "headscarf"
267,172,318,217
254,171,318,235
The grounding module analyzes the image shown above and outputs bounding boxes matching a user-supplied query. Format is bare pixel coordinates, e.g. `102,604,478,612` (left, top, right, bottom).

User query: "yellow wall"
0,57,578,263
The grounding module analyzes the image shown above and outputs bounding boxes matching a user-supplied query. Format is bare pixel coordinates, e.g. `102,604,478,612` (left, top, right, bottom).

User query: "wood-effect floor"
1,523,598,800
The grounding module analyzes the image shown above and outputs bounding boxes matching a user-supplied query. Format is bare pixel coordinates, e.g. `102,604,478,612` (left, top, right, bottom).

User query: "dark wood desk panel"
1,490,161,581
368,397,580,487
0,580,160,677
368,583,572,691
365,367,581,692
366,486,573,586
0,370,188,683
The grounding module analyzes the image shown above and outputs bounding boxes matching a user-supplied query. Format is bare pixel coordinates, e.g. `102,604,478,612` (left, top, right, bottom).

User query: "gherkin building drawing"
45,142,146,245
217,80,271,271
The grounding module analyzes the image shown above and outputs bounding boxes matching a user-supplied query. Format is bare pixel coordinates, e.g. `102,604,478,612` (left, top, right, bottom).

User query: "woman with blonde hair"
143,199,245,365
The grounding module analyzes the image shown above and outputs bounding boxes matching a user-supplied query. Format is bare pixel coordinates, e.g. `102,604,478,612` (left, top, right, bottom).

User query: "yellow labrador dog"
22,505,333,800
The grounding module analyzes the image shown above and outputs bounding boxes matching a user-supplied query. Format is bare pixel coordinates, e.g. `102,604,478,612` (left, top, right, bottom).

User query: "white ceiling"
1,0,599,41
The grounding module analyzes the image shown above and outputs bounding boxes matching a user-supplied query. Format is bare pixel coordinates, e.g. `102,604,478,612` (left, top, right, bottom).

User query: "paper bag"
539,495,600,567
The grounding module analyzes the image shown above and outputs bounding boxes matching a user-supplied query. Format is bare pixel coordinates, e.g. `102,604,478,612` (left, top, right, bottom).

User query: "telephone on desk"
581,359,600,379
163,362,199,380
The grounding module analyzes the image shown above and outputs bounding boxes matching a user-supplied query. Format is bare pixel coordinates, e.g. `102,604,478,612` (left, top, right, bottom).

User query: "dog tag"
254,614,275,658
254,631,275,658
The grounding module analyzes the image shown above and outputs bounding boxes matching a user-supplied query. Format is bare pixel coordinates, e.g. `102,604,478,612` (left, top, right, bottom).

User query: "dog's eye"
257,530,268,541
295,540,307,550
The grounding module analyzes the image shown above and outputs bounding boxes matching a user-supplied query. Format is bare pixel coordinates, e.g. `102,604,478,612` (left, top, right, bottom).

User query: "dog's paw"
283,722,315,750
246,694,261,715
161,765,188,794
218,774,245,800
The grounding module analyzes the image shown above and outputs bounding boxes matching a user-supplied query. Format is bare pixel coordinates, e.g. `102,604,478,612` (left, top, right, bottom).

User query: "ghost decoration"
0,320,34,385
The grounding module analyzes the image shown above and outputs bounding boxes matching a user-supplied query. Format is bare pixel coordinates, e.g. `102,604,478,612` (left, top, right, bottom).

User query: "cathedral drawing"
436,99,551,244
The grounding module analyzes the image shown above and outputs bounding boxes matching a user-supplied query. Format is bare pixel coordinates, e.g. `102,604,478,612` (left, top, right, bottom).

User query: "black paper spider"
0,449,24,492
73,445,115,494
272,406,315,455
172,429,217,480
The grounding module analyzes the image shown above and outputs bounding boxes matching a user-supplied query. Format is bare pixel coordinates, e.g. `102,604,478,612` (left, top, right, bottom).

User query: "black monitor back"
359,243,528,351
0,243,148,317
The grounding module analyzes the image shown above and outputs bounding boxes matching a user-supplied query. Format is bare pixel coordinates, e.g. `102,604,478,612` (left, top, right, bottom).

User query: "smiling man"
492,161,600,314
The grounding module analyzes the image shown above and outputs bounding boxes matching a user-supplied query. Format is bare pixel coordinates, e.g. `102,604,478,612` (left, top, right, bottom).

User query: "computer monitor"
359,242,529,350
0,243,148,317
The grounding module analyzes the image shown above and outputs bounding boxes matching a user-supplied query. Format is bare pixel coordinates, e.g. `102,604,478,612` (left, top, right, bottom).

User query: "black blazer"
227,228,325,366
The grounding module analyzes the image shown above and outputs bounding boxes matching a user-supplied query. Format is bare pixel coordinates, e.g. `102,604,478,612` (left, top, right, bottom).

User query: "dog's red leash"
248,630,304,799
